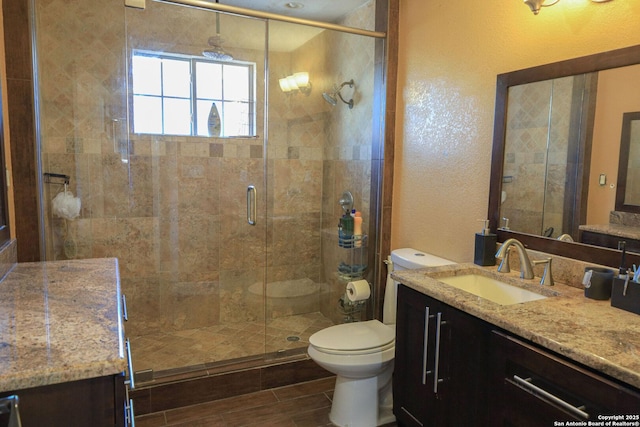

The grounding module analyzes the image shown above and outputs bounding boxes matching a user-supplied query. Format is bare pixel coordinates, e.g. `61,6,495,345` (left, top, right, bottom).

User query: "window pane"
132,55,161,96
196,62,222,99
162,59,191,98
133,95,162,134
163,98,191,135
222,101,250,136
224,65,249,101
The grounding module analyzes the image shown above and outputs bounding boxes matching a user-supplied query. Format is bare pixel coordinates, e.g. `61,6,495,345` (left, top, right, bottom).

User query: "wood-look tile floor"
135,377,398,427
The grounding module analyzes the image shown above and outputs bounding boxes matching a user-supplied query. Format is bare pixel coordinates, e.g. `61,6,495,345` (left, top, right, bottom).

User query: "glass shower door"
34,0,269,378
122,4,268,375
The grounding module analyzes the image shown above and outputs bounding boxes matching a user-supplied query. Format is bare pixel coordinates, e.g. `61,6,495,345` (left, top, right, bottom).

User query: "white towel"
382,256,396,323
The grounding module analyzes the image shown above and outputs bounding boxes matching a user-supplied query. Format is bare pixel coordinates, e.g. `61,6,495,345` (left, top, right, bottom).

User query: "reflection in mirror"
500,74,595,240
489,45,640,267
616,112,640,211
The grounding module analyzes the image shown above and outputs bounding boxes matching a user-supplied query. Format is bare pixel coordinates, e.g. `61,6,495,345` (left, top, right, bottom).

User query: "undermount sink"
437,273,548,305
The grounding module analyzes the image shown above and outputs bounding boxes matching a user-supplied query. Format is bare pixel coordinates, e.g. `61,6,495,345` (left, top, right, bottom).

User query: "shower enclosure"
33,0,384,380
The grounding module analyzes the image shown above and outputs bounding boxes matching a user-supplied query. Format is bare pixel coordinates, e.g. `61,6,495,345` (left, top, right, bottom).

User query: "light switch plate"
599,173,606,186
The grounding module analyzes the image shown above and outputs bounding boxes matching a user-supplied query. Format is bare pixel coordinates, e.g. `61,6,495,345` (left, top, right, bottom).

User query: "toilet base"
329,374,395,427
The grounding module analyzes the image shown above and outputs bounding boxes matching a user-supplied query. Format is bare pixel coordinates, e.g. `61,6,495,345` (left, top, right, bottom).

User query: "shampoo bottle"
353,211,363,247
474,220,497,266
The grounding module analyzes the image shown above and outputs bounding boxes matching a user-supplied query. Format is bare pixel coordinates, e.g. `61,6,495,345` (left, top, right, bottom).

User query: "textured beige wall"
393,0,640,263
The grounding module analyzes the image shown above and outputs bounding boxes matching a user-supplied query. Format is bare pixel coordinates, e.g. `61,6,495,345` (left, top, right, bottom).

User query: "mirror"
615,112,640,213
500,73,596,240
489,45,640,267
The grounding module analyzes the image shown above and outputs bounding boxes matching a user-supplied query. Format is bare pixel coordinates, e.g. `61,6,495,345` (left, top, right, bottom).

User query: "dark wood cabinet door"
438,304,489,426
394,285,490,427
0,374,126,427
394,285,440,426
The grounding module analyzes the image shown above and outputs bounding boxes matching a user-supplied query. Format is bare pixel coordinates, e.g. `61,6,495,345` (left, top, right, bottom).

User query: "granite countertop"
0,258,126,392
580,223,640,240
392,263,640,389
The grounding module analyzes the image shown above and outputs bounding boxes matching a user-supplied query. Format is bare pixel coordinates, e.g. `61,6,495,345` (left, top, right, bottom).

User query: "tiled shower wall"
37,0,376,360
501,76,573,238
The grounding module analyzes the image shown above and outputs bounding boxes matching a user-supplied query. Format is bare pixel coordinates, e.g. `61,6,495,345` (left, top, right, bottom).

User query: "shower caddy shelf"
337,234,368,322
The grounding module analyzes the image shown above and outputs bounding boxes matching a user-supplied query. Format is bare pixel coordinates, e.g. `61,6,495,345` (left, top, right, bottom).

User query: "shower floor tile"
130,312,335,375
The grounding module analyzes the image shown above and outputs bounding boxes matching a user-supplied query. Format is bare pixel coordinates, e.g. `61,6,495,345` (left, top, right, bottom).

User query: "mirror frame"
615,111,640,214
488,44,640,268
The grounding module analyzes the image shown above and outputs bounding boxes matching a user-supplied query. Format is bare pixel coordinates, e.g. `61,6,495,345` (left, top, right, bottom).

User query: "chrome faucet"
495,238,534,280
557,233,574,242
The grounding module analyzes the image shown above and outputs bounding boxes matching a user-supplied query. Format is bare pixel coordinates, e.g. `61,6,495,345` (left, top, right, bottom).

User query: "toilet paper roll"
346,279,371,302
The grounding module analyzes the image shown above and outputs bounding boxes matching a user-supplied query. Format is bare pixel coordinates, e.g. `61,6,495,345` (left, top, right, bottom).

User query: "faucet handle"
501,217,510,230
532,258,554,286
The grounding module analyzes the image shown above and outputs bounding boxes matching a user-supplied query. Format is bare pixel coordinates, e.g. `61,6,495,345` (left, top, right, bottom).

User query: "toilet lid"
309,320,395,352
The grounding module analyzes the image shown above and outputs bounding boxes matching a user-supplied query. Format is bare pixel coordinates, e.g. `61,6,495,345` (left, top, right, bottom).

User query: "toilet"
308,248,454,427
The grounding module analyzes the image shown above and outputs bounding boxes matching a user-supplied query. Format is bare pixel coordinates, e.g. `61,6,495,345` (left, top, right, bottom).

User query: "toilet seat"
309,320,395,355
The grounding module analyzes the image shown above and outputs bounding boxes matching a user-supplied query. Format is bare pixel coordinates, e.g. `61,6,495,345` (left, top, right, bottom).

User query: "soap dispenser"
474,220,497,266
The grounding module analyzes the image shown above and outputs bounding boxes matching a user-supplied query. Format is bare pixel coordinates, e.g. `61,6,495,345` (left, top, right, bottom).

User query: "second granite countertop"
0,258,127,392
392,263,640,390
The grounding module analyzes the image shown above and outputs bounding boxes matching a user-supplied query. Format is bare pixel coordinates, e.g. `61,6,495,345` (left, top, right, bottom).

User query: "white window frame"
131,50,256,138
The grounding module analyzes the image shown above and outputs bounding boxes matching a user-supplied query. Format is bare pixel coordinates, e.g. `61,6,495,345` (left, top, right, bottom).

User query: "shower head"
322,79,354,109
203,2,233,61
203,35,233,61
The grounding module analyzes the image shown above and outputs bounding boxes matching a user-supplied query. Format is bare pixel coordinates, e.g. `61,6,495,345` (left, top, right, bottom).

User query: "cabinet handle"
422,307,430,385
0,395,21,427
122,294,129,322
125,338,136,390
247,185,257,225
124,390,136,427
512,375,589,420
433,312,445,393
129,398,136,427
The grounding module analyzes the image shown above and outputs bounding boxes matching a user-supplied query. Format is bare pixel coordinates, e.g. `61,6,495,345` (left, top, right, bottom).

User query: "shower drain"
286,335,300,342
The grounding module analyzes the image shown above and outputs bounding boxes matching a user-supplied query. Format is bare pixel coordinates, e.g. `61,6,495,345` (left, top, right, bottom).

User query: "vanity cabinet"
394,284,640,427
488,330,640,426
0,373,126,426
393,284,490,426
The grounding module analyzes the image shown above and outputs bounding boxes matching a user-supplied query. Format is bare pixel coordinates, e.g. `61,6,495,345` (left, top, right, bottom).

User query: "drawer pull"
0,395,21,427
513,375,589,420
125,338,136,390
422,307,430,385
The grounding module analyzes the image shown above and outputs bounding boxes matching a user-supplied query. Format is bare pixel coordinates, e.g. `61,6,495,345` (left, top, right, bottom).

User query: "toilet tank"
384,248,455,325
390,248,454,271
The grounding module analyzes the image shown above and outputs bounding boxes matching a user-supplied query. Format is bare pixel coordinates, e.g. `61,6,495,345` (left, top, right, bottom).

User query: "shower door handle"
247,185,256,225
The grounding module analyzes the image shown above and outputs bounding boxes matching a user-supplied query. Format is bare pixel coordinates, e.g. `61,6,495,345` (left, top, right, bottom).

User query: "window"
131,51,255,137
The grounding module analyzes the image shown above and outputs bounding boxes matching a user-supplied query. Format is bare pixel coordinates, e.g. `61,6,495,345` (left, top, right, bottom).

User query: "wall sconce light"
523,0,559,15
279,72,312,95
524,0,612,15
